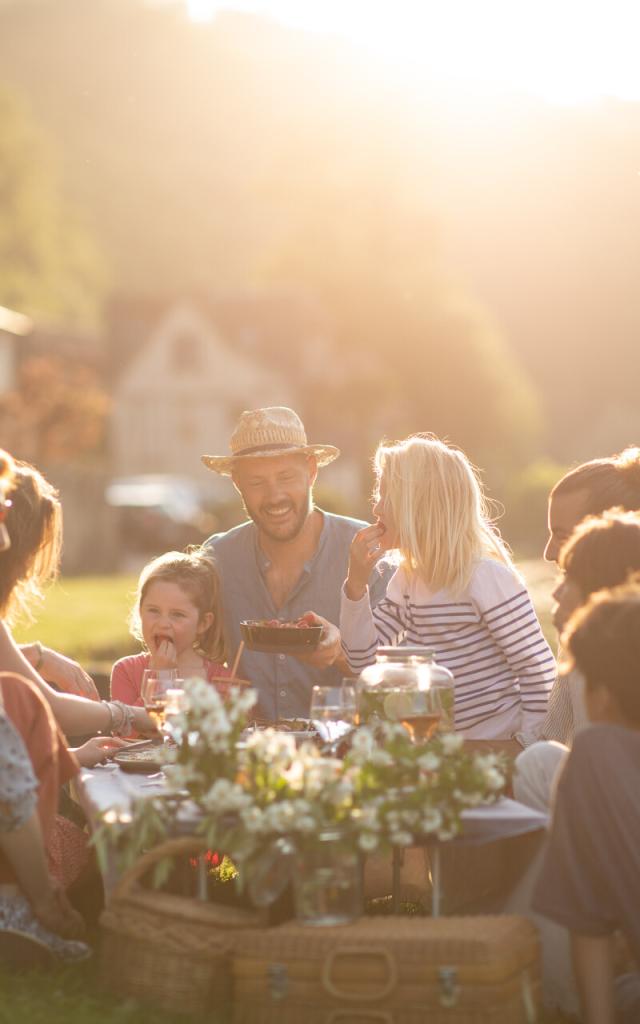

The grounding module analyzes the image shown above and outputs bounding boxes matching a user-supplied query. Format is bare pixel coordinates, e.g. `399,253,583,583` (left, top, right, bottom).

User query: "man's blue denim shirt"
205,510,392,720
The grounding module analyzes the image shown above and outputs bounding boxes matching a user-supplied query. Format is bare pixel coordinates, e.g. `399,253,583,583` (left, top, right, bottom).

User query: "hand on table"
73,735,128,767
31,645,100,700
345,522,389,601
291,611,343,668
131,706,161,738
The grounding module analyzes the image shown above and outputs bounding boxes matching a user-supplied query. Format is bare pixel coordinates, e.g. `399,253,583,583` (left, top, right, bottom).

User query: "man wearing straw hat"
202,406,391,720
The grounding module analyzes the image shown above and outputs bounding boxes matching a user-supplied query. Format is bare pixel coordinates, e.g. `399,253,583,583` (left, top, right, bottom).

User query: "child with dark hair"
533,580,640,1024
545,446,640,563
522,508,640,751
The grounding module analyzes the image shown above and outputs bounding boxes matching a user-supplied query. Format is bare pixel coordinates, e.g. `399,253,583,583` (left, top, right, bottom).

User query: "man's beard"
243,494,313,543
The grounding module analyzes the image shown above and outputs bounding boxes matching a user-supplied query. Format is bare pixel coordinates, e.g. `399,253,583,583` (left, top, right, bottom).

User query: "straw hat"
201,407,340,476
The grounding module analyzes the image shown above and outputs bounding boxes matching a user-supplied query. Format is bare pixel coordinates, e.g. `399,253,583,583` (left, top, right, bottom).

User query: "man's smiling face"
232,452,317,543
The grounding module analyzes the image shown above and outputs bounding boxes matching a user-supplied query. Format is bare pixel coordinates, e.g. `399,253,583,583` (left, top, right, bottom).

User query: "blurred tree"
500,458,569,556
0,355,110,464
263,172,542,481
0,85,104,322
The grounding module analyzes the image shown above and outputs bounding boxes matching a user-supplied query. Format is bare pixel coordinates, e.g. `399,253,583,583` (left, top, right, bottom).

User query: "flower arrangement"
93,680,510,893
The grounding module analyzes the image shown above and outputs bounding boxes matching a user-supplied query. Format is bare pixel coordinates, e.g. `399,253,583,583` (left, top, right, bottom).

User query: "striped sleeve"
472,561,556,732
340,569,407,672
516,673,574,748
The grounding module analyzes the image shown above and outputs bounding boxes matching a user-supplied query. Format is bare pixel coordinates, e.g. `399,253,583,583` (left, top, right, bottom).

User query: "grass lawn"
4,561,562,1021
0,957,227,1024
12,574,139,668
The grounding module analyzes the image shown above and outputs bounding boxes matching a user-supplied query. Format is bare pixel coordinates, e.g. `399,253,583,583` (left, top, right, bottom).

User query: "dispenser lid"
376,646,435,662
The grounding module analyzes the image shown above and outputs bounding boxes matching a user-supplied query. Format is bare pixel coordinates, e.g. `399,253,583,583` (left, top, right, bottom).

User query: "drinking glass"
310,683,357,744
397,685,443,743
141,668,179,733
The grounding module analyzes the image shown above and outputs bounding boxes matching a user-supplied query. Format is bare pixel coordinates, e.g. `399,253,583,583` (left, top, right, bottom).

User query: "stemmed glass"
309,683,357,744
396,685,443,743
141,668,180,737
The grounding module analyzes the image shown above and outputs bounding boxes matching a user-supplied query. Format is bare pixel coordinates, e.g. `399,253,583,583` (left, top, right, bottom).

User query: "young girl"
111,549,231,706
341,434,555,739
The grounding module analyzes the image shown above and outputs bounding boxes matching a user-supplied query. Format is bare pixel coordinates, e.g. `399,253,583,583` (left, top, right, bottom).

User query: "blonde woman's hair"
129,548,227,663
375,434,514,595
0,460,62,625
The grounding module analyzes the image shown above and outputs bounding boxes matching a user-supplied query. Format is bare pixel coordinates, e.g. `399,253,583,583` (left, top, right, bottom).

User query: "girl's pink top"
110,652,232,706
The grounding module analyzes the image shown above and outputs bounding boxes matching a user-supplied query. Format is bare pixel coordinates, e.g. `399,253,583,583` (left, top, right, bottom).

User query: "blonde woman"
341,434,555,739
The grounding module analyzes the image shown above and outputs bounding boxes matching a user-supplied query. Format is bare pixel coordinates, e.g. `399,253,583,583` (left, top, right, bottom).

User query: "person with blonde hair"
341,434,555,739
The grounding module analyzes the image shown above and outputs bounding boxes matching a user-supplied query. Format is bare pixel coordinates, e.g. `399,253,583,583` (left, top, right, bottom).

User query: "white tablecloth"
78,766,547,841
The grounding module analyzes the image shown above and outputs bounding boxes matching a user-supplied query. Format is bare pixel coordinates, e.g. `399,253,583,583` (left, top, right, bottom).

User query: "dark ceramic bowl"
240,621,323,654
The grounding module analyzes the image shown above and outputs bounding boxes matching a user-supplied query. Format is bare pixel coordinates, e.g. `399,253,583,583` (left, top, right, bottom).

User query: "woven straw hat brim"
201,444,340,476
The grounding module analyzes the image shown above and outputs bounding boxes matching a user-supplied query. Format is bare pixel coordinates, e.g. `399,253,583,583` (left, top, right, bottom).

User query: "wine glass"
397,685,443,743
141,668,179,735
310,683,357,744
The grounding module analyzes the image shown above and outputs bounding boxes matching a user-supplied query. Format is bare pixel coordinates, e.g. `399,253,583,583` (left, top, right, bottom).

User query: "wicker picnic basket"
232,915,542,1024
99,836,264,1015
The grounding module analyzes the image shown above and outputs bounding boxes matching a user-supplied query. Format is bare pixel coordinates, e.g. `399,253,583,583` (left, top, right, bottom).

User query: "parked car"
105,475,214,554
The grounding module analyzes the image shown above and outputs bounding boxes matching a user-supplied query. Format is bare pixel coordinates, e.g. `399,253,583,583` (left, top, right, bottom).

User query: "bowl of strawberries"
240,613,324,654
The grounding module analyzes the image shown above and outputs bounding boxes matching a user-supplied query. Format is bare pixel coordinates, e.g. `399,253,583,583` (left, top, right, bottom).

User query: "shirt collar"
254,509,329,576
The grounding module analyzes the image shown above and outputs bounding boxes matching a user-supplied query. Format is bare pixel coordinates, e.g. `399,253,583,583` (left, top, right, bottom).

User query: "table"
391,797,548,915
78,765,547,912
75,764,202,896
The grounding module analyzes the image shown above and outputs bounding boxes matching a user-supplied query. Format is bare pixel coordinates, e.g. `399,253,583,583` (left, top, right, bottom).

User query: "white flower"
356,805,381,831
350,729,376,758
358,832,380,852
390,830,413,846
421,808,443,833
295,815,316,834
463,790,484,807
417,752,441,772
240,806,265,833
485,767,505,791
263,801,298,833
400,809,420,828
201,778,250,813
440,733,463,754
370,749,394,768
437,827,456,841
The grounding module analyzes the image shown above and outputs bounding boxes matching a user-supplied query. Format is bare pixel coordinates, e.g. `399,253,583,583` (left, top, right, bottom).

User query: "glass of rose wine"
141,668,180,735
399,685,443,743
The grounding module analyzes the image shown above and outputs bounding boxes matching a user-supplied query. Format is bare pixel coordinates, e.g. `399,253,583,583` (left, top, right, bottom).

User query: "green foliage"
0,85,105,322
0,2,542,467
0,354,111,465
502,458,568,556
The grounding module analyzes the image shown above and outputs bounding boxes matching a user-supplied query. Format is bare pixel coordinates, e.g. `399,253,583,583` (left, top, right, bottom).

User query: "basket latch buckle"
438,966,460,1008
267,963,289,1001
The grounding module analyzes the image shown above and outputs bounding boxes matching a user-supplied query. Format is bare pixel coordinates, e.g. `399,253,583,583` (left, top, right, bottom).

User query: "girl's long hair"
129,548,227,663
375,434,514,595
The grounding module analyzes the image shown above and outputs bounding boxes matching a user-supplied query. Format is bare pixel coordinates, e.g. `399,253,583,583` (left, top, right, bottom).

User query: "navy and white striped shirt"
340,558,556,739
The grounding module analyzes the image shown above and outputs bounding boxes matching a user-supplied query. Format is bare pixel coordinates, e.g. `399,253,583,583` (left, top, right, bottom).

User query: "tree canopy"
0,85,104,322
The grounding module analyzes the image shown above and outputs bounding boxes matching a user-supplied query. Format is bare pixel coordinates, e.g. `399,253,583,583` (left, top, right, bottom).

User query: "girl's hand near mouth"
150,636,177,669
345,522,388,601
